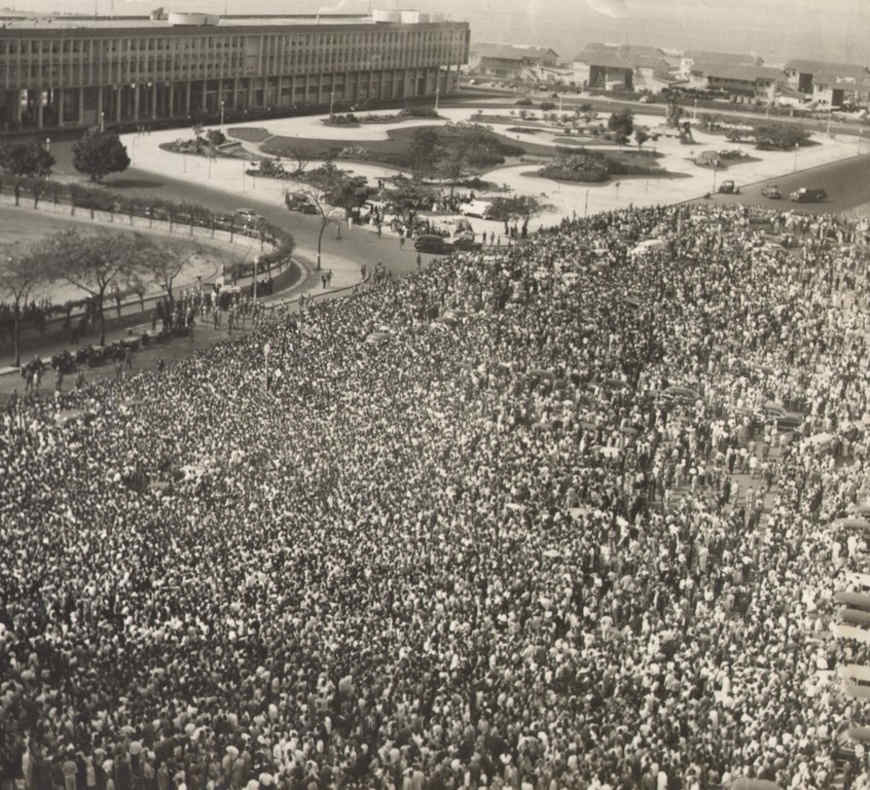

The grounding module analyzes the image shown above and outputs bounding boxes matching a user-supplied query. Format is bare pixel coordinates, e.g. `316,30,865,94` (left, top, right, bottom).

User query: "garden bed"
227,127,272,143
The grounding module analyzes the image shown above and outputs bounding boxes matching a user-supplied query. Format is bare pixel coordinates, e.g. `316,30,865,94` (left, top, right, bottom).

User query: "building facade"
572,44,671,94
0,11,470,130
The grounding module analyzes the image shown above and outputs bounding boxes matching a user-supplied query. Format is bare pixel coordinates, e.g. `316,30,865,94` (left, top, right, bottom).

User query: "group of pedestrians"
3,202,870,790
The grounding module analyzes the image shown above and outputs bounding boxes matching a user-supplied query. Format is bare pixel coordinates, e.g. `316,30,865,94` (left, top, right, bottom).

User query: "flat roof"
0,14,465,32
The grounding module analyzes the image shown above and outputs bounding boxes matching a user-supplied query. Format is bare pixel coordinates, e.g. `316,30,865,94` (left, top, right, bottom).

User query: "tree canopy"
0,141,55,179
0,242,50,365
39,230,153,344
72,130,131,182
752,123,812,150
608,110,635,143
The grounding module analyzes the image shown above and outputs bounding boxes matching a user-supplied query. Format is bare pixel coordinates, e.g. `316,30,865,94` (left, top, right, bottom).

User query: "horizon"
4,0,867,67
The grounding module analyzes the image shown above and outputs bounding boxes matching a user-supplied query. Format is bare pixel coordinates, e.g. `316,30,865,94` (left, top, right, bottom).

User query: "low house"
572,43,671,93
785,59,870,106
469,42,560,82
701,64,782,99
679,49,763,90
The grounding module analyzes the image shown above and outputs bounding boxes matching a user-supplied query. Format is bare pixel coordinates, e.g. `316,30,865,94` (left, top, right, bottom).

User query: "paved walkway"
133,106,865,239
0,195,373,371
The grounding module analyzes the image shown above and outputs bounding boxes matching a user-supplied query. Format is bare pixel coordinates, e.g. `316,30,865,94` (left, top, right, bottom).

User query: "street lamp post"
793,142,799,172
252,256,259,300
220,99,225,128
435,76,440,113
329,88,335,117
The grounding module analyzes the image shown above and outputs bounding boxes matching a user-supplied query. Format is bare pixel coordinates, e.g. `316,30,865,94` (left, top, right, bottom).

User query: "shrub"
540,101,556,111
399,105,440,118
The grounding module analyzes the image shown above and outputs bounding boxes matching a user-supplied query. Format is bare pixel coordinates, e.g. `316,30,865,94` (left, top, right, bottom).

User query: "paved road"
693,150,870,214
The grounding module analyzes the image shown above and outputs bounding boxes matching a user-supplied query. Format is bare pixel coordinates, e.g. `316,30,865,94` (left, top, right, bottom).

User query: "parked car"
790,187,827,202
451,236,482,251
414,235,452,254
235,208,265,227
460,199,492,218
761,184,782,199
717,180,740,194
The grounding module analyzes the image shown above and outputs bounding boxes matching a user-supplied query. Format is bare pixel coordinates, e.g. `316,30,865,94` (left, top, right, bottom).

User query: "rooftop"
0,13,453,31
573,43,668,71
705,64,782,83
785,58,868,81
471,42,558,62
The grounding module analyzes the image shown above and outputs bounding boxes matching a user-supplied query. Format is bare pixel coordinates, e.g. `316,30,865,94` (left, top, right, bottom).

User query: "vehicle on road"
451,236,482,252
284,193,319,215
414,234,452,254
761,185,782,199
718,180,740,194
790,186,827,202
235,208,265,226
460,199,492,218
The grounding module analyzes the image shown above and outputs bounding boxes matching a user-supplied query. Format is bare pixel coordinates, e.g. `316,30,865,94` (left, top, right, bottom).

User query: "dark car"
789,187,827,202
451,236,482,252
414,235,451,254
761,185,782,199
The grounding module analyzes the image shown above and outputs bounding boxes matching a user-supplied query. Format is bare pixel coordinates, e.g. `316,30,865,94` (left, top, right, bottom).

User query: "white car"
460,200,492,218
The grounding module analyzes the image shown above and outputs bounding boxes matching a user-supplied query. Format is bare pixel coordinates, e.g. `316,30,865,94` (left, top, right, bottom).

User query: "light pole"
99,111,104,133
434,75,440,113
220,99,225,128
793,141,799,172
329,87,335,117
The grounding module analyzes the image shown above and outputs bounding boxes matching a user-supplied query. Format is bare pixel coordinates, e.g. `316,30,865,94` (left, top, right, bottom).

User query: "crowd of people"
3,201,870,790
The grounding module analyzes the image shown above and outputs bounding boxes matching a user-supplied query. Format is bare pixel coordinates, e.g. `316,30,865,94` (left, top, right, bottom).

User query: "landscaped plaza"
126,103,866,233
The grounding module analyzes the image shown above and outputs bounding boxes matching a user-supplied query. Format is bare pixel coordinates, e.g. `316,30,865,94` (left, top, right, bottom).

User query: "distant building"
572,43,671,94
700,64,782,99
468,42,559,82
0,10,469,130
784,59,869,106
679,49,762,88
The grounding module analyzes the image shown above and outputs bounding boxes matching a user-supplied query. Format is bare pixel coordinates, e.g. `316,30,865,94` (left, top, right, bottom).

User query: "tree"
138,242,188,307
72,130,131,182
382,177,437,228
485,194,549,237
666,97,683,129
634,128,650,149
285,175,344,271
0,141,54,178
42,230,149,344
408,128,440,180
608,109,634,143
286,147,310,177
0,242,49,366
752,123,811,150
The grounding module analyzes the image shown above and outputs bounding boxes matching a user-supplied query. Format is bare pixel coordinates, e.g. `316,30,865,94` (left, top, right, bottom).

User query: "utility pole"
434,74,440,112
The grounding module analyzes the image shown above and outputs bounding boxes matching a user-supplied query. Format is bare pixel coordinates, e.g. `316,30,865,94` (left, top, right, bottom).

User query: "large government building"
0,9,470,130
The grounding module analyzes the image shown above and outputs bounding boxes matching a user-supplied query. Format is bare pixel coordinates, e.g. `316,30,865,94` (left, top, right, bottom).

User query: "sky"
5,0,869,66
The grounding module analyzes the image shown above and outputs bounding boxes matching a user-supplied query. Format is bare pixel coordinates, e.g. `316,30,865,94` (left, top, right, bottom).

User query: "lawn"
0,207,243,305
245,124,546,172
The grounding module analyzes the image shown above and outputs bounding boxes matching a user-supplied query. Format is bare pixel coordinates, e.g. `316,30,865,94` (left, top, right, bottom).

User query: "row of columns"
15,66,454,129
